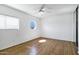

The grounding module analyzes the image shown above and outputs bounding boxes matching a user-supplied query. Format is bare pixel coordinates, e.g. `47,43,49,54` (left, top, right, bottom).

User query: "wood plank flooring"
0,37,77,55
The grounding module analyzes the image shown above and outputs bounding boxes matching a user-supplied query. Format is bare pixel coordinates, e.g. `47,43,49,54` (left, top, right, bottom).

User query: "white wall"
73,11,76,42
0,5,40,50
40,13,75,42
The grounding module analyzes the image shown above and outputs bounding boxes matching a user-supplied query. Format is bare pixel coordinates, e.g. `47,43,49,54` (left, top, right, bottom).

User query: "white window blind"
0,15,5,29
0,15,19,29
6,16,19,29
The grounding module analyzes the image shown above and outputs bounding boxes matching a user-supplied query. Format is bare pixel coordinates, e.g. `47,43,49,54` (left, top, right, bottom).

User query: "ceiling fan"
39,4,45,13
38,4,53,14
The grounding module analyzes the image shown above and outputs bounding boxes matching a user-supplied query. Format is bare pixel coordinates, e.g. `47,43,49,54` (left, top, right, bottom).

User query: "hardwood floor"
0,37,77,55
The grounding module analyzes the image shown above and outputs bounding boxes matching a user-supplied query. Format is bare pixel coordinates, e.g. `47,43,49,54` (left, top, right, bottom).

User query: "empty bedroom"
0,4,78,55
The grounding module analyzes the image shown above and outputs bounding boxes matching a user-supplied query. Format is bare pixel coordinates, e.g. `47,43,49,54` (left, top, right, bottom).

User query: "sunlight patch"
38,39,46,43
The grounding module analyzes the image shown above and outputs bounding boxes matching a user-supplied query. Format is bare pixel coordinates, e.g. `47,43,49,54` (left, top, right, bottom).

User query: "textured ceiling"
6,4,77,18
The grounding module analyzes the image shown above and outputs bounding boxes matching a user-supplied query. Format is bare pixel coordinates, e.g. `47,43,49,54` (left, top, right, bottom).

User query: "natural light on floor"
38,39,46,43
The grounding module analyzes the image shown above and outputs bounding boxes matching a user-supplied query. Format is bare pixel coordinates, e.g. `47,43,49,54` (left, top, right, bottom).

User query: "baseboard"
40,37,74,43
0,37,40,51
0,37,75,51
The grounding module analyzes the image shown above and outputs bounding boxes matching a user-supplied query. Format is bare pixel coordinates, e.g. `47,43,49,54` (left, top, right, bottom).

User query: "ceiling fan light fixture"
39,11,44,15
39,8,46,15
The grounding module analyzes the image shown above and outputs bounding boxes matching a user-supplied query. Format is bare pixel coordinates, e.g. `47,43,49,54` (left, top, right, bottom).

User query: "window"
30,20,37,30
0,15,5,29
0,15,19,29
6,16,19,29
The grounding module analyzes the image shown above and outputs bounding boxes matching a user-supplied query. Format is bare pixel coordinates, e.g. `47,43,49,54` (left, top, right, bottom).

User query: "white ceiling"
6,4,77,18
